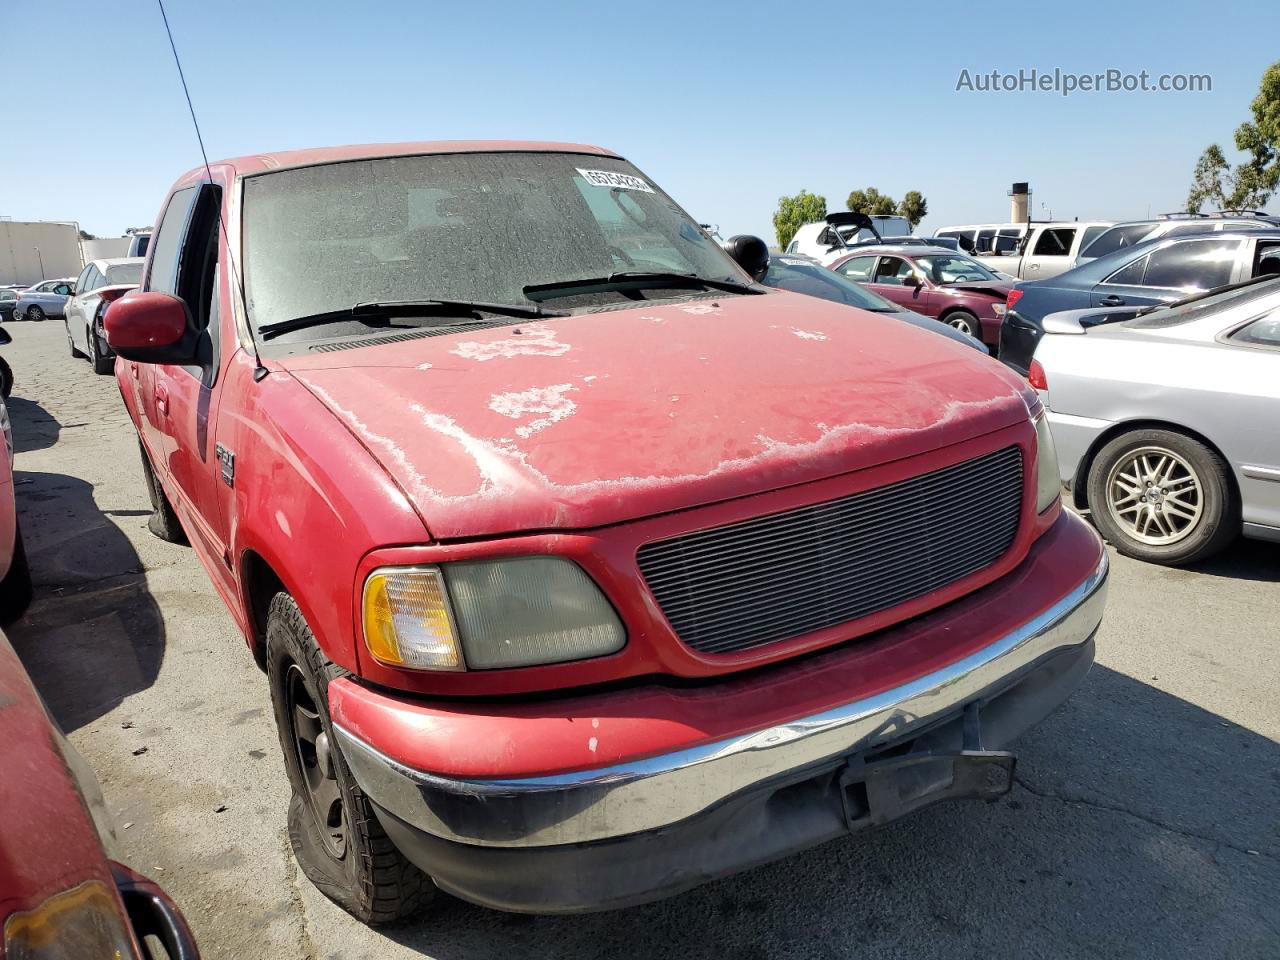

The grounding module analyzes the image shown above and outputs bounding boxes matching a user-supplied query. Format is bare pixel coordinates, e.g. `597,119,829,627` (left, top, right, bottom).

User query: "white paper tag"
780,258,812,266
576,168,655,193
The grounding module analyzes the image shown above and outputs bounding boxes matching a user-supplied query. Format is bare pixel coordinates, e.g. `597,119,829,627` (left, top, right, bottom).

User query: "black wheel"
265,593,431,925
1086,428,1237,565
0,358,11,398
941,309,980,339
138,441,187,545
27,306,44,323
67,320,87,359
88,327,113,375
0,527,34,624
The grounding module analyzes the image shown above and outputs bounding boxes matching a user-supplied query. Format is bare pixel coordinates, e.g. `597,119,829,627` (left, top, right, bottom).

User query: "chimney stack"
1009,182,1031,224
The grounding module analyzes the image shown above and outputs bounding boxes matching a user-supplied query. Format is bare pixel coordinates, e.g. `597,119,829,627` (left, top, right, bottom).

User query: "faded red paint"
285,290,1033,540
113,142,1078,740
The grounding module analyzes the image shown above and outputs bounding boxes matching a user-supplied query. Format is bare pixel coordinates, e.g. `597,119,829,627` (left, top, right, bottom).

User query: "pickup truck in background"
105,141,1109,923
1008,221,1113,280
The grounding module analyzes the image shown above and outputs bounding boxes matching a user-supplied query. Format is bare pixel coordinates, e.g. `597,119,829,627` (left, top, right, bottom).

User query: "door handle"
154,386,169,416
1101,295,1126,306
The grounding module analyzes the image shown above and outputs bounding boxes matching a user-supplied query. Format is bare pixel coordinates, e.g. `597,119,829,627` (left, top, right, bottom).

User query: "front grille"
637,446,1024,656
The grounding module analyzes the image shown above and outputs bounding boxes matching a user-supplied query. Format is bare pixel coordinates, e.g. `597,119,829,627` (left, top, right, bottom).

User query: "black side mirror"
723,235,769,281
902,274,921,289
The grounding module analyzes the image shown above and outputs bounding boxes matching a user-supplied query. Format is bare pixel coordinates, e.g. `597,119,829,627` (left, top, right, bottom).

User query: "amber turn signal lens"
362,568,464,671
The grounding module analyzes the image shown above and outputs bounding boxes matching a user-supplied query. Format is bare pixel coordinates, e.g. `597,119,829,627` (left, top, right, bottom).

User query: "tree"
1186,61,1280,212
897,191,928,229
78,229,96,241
773,190,827,250
846,187,897,216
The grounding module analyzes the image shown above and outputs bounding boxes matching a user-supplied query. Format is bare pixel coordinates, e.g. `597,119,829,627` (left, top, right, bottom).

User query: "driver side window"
75,265,94,295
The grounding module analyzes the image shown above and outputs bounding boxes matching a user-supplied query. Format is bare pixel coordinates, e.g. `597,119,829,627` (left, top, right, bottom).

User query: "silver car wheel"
944,314,977,336
1105,445,1202,545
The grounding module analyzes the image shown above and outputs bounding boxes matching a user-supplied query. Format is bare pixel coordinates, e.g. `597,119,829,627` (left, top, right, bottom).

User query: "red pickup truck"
106,142,1108,922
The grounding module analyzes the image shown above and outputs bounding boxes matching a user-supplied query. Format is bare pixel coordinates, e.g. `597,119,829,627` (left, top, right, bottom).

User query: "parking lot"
6,316,1278,959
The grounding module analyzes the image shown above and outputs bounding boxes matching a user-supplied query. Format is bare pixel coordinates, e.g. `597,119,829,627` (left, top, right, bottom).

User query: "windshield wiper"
524,271,762,301
257,299,565,341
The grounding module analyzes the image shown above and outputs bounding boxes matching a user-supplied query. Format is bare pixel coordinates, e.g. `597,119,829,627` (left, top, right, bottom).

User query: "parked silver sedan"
11,277,76,321
1033,277,1280,565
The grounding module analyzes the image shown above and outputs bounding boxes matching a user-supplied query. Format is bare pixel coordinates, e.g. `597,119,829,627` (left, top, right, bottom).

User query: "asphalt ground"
5,317,1278,959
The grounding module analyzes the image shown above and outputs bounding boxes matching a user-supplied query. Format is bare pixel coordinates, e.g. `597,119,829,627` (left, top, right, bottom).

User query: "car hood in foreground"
285,292,1033,539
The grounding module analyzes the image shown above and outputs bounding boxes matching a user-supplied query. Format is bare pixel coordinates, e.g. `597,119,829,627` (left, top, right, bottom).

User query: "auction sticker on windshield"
576,168,655,193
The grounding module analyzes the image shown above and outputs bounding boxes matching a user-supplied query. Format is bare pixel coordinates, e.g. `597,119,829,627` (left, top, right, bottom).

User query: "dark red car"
829,245,1012,349
0,629,199,958
105,141,1107,921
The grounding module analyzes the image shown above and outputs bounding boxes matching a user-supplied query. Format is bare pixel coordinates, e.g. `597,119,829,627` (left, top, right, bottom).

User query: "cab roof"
195,140,619,179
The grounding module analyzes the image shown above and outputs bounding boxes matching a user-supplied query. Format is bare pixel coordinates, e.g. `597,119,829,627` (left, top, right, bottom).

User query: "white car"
63,258,144,373
786,214,913,264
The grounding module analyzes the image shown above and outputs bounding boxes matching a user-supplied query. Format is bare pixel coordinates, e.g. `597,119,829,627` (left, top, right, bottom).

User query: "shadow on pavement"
7,468,165,733
6,395,61,454
370,666,1278,960
1183,536,1280,583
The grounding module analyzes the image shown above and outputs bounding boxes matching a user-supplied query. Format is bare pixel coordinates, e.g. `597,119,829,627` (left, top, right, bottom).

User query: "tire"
0,527,34,624
1086,428,1237,565
88,327,113,375
67,321,87,359
27,306,44,323
265,593,431,925
138,441,187,545
940,309,980,339
0,358,11,399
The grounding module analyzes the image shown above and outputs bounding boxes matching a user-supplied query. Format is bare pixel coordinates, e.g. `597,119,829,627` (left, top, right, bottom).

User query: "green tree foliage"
1187,62,1280,212
897,191,929,229
773,190,827,250
846,187,897,216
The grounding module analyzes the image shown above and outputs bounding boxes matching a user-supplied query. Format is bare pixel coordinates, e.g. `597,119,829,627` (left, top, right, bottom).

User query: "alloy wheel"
284,664,347,860
945,314,976,336
1104,445,1202,545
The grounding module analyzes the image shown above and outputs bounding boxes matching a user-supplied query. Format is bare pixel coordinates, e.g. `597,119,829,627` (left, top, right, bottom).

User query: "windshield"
105,263,143,285
913,255,1000,284
241,152,743,332
761,257,899,311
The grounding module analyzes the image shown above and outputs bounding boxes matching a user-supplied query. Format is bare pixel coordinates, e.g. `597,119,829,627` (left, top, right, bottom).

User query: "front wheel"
941,309,980,339
0,358,12,398
1086,428,1237,565
265,593,431,925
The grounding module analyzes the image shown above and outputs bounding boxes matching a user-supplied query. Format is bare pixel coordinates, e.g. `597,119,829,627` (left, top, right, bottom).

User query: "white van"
933,223,1027,258
1012,221,1112,279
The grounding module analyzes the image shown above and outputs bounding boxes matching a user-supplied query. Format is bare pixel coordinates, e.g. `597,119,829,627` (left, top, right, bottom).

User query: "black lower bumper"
375,634,1095,914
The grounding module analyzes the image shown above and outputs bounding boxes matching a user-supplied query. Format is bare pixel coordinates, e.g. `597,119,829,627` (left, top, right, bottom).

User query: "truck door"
147,181,233,578
1022,226,1077,280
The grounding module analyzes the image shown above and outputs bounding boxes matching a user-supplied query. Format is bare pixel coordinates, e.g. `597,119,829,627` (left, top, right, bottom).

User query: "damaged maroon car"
829,245,1012,349
106,142,1108,922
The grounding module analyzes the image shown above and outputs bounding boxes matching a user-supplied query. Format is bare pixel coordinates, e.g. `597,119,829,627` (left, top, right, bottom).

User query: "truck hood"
284,292,1033,539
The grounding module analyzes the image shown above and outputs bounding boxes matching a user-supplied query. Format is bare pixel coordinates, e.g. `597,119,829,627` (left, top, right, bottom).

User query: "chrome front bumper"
335,552,1108,850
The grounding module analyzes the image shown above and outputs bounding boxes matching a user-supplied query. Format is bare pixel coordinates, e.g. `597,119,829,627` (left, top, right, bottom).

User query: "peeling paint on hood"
285,291,1033,539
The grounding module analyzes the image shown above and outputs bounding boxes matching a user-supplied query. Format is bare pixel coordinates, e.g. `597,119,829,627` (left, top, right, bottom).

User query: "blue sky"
2,0,1277,243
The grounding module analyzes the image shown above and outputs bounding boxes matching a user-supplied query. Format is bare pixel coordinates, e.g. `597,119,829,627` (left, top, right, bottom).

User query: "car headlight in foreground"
1034,412,1061,513
362,558,625,671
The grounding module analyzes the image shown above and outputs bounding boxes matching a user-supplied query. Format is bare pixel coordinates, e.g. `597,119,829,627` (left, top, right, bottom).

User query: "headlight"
1034,412,1061,512
3,880,141,959
991,303,1006,316
362,558,625,671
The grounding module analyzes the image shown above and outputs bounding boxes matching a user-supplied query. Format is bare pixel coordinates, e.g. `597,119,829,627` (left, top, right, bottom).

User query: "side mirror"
902,273,922,289
104,291,196,364
723,234,769,281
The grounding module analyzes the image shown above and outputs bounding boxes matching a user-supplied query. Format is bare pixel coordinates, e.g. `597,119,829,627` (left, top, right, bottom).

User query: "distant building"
0,220,82,286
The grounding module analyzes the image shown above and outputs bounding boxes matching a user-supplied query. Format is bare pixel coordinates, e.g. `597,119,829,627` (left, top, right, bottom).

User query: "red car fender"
216,353,430,672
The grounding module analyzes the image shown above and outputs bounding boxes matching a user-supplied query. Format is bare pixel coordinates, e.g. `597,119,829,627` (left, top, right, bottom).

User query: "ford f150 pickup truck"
106,141,1109,923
